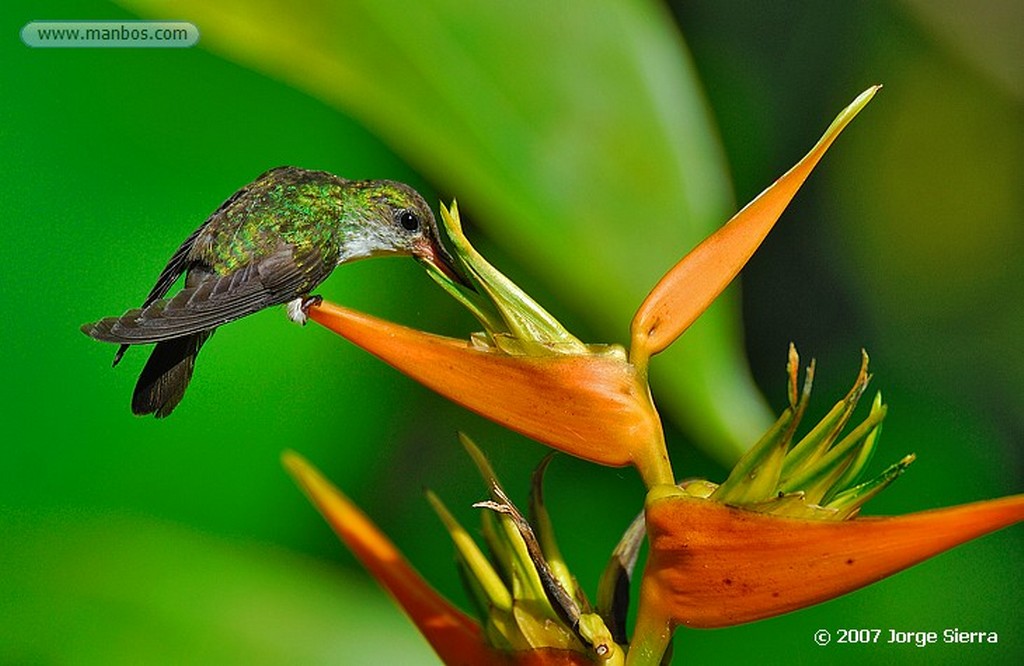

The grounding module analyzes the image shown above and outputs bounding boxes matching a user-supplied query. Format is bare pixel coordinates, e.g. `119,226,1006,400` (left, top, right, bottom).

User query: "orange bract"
638,489,1024,629
631,86,881,367
283,452,494,664
309,301,671,486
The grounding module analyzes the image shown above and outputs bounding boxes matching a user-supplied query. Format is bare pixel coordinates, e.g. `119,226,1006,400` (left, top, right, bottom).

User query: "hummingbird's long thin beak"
417,239,473,289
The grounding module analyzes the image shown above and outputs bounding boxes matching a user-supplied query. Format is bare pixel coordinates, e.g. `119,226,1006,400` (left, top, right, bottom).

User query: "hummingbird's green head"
349,179,465,284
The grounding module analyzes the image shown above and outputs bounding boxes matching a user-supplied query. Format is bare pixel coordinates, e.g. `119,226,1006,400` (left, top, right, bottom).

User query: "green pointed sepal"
428,434,624,663
693,346,911,521
426,201,627,359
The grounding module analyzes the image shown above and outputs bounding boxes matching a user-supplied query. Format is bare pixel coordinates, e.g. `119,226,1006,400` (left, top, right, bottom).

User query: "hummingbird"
82,166,463,418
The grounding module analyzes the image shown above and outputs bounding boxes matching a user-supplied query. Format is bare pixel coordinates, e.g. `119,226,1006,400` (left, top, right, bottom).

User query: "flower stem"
634,388,674,488
625,608,672,666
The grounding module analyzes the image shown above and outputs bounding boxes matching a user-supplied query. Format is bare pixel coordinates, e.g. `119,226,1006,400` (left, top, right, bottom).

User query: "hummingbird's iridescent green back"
192,167,349,275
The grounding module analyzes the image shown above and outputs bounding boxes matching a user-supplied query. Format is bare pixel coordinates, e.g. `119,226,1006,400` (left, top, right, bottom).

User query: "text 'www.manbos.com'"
22,21,199,48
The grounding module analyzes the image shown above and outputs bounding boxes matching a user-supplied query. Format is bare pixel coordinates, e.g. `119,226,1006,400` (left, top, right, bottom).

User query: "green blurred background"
2,1,1020,664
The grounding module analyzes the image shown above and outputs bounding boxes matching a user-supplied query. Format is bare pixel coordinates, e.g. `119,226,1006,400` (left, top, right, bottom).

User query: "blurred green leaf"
117,0,775,463
0,510,436,665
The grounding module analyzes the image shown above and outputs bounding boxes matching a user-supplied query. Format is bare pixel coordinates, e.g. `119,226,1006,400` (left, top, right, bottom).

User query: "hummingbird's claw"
286,294,323,326
302,294,323,312
286,295,321,325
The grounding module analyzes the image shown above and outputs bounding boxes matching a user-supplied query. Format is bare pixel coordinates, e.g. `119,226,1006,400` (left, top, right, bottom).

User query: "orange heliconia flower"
287,86,1022,665
637,489,1024,633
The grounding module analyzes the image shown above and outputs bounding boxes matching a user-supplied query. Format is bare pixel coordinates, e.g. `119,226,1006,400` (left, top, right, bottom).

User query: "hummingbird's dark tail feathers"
132,331,212,418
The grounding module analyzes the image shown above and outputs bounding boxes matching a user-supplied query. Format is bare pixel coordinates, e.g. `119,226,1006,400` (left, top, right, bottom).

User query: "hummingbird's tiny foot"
287,295,323,325
300,295,323,326
302,294,323,311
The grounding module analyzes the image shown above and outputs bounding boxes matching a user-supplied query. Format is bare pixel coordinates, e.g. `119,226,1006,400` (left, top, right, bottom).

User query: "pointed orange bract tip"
282,451,500,665
631,87,880,364
309,301,672,486
638,489,1023,628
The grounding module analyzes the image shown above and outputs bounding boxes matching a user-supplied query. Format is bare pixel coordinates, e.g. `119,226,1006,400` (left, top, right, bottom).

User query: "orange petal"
309,301,672,487
639,489,1024,629
631,87,880,364
283,451,499,665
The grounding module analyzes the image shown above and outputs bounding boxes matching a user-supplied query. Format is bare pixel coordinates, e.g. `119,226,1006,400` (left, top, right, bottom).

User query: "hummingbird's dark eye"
398,210,420,232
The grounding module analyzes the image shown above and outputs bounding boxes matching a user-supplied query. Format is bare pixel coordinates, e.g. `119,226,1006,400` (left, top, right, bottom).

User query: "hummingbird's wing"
141,222,210,307
82,243,331,343
143,171,281,307
106,180,265,363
